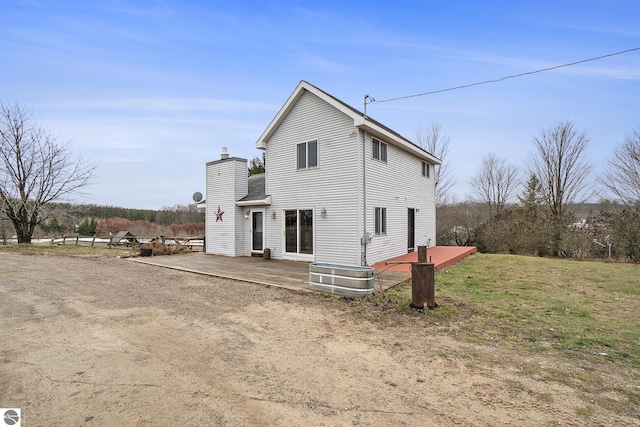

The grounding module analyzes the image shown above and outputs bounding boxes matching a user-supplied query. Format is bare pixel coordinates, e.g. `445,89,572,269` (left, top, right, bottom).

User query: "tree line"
33,203,204,238
428,121,640,262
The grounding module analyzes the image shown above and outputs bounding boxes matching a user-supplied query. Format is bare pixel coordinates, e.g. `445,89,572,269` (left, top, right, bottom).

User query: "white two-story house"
205,80,441,267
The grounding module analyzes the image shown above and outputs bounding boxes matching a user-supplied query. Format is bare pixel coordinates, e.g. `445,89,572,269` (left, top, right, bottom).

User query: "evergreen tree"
517,174,546,214
248,155,265,176
78,217,98,235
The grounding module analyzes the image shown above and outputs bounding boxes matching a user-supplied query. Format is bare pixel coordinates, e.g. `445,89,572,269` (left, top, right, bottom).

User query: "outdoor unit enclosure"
309,263,375,296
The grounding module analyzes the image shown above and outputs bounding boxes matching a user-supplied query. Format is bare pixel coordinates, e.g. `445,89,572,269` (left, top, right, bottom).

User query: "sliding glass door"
284,209,313,256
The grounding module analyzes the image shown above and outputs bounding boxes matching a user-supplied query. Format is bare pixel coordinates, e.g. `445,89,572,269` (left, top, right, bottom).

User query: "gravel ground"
1,252,637,426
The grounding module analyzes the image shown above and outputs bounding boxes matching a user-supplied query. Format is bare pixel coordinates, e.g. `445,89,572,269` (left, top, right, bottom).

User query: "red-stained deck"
371,246,477,274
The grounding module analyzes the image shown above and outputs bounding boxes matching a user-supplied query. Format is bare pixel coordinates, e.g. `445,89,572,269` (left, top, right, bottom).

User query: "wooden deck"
370,246,478,274
130,246,477,294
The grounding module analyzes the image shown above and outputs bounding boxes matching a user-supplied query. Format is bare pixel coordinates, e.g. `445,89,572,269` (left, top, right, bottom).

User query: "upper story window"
422,161,430,178
297,140,318,170
374,207,387,235
372,138,387,163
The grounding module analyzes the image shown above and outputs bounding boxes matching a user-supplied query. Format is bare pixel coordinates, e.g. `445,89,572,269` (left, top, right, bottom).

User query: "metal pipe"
362,128,367,266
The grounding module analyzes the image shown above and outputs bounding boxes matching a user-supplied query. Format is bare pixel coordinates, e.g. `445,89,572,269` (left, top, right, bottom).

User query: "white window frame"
372,138,387,163
422,161,430,178
283,208,315,261
297,140,318,170
250,209,265,254
374,207,387,235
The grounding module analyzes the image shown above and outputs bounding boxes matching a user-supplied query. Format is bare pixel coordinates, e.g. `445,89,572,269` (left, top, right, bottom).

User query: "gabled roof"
256,80,441,165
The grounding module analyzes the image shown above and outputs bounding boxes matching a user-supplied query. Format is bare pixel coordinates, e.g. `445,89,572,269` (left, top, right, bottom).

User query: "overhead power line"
375,47,640,103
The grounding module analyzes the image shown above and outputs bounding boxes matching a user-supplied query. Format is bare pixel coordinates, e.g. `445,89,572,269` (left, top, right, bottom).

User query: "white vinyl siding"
264,90,361,265
364,132,436,265
205,158,248,256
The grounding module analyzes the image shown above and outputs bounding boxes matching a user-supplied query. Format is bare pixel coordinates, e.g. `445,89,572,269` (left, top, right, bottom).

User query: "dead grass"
342,253,640,419
0,243,131,258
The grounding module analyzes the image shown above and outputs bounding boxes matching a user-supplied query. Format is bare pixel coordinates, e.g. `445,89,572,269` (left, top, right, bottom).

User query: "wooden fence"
1,235,205,251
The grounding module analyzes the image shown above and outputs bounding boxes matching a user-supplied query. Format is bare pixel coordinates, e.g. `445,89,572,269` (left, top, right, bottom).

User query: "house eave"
236,195,272,207
355,118,442,165
256,80,442,165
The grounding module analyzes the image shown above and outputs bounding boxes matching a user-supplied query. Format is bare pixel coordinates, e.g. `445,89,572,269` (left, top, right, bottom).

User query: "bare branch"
530,120,591,218
468,153,520,215
598,126,640,208
415,123,456,205
0,102,95,243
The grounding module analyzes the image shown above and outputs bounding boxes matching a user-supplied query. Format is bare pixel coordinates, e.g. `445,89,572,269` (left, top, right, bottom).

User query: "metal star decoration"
215,206,225,222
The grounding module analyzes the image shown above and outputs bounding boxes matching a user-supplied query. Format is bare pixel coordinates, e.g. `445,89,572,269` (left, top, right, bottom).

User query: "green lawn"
371,253,640,367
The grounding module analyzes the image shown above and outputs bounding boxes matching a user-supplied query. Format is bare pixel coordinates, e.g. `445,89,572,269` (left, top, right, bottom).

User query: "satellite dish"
192,192,203,203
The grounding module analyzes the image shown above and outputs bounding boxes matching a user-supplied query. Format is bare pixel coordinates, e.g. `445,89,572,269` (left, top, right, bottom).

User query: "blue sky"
1,0,639,209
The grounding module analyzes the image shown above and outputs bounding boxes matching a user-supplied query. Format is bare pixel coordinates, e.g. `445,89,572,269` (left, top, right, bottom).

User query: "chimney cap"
221,147,229,159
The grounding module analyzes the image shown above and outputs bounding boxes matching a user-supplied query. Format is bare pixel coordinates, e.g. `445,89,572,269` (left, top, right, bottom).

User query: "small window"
422,161,430,177
372,138,387,163
308,140,318,167
297,143,306,169
375,207,387,235
297,140,318,170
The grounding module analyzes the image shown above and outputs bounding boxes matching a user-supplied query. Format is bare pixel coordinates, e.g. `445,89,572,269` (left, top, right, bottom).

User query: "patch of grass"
0,243,130,258
419,254,640,366
536,392,554,403
576,372,596,383
575,405,594,418
504,378,526,393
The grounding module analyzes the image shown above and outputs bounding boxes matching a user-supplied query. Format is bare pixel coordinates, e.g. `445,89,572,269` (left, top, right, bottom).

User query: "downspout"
362,128,367,266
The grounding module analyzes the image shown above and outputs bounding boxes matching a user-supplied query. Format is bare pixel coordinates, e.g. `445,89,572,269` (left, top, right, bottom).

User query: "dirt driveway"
0,252,636,426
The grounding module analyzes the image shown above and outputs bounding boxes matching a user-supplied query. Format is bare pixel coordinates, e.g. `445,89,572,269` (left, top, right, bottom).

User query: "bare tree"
469,153,519,215
0,102,94,243
415,123,455,205
531,121,591,219
598,126,640,208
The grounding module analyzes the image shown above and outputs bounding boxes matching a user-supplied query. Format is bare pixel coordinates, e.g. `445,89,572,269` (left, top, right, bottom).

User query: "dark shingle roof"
238,173,266,202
